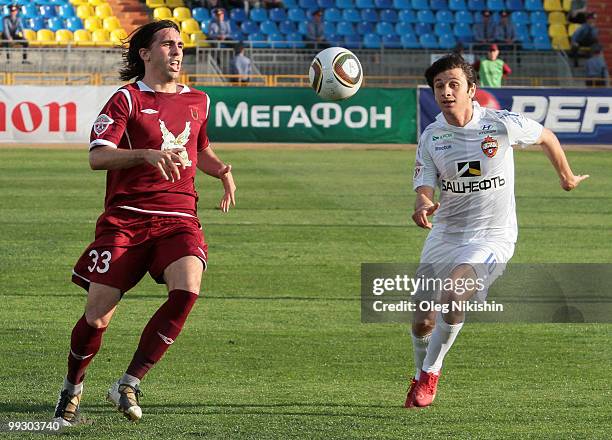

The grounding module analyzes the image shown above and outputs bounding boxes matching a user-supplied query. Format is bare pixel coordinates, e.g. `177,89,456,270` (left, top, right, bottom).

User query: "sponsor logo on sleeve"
93,114,114,135
481,135,499,158
414,159,424,179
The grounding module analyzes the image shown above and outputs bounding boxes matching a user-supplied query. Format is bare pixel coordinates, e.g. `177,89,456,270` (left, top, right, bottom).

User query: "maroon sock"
67,314,107,385
126,289,198,379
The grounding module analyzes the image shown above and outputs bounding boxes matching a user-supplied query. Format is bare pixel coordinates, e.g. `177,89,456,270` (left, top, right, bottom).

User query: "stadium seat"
567,23,579,36
436,10,454,23
47,17,64,31
297,20,309,34
356,0,375,7
374,0,393,7
250,8,268,22
166,0,184,7
411,0,428,9
94,3,112,19
153,7,172,20
382,34,401,48
27,17,45,32
286,0,301,4
361,8,378,22
84,16,102,31
269,7,287,22
36,29,55,46
439,33,457,48
434,22,452,36
287,32,305,48
454,22,473,41
76,4,94,19
298,0,318,8
89,0,109,7
247,31,268,48
192,7,210,22
357,22,375,33
326,33,341,45
524,0,542,10
336,21,355,36
562,0,570,11
393,0,412,8
532,34,551,49
336,0,354,8
505,0,522,10
91,28,111,46
240,20,259,34
268,32,286,48
548,11,566,25
416,10,435,24
551,34,569,49
191,32,208,47
548,23,566,37
288,8,306,21
343,33,361,48
260,20,279,34
449,0,467,10
145,0,165,8
181,18,200,33
395,21,414,35
419,33,439,49
380,9,398,23
400,33,419,48
110,28,127,45
279,20,296,33
455,10,473,23
415,22,432,34
529,10,547,24
530,22,547,37
324,8,342,22
231,30,245,41
55,28,73,45
21,4,38,18
430,0,448,10
486,0,504,11
58,5,76,18
343,8,361,22
66,16,84,31
363,32,381,48
39,5,56,19
73,28,94,45
511,11,528,24
102,16,120,31
318,0,335,7
22,28,37,43
543,0,561,11
467,0,485,10
376,21,394,35
181,31,194,48
173,7,191,21
398,9,416,23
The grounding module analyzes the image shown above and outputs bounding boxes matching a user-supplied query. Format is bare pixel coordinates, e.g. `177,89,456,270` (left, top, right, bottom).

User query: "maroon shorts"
72,209,208,294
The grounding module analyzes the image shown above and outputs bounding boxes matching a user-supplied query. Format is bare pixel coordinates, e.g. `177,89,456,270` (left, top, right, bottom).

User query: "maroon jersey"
90,81,210,218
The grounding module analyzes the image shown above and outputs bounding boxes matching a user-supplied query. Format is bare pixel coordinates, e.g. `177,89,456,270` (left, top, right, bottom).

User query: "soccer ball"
308,47,363,101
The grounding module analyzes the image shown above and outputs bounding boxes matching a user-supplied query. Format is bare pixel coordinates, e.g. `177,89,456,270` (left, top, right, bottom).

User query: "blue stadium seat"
65,16,83,31
395,21,414,35
515,23,530,41
288,8,306,21
241,20,259,34
415,23,432,34
298,20,309,34
417,10,436,24
430,0,448,9
192,7,210,23
375,0,393,7
357,22,375,33
529,10,547,24
529,22,547,37
454,22,473,41
419,33,439,48
324,21,337,34
449,0,467,9
356,0,375,6
344,33,361,48
230,8,247,22
439,33,457,48
27,16,45,31
379,9,398,22
324,8,342,22
269,7,287,21
398,9,416,23
401,33,419,48
455,10,473,23
336,21,355,36
269,33,288,48
286,32,305,47
512,10,529,24
231,31,245,41
505,0,523,11
57,5,74,18
533,34,551,49
342,8,361,22
299,0,318,8
279,20,297,33
21,4,37,18
318,0,335,7
284,0,297,7
361,8,378,22
524,0,542,10
376,21,395,35
434,22,452,36
363,32,381,48
39,5,56,18
411,0,428,9
46,17,63,31
486,0,504,11
383,34,401,48
467,0,485,10
393,0,412,8
326,33,341,45
250,8,268,22
260,20,279,34
201,21,209,33
436,10,454,23
336,0,355,8
247,31,268,47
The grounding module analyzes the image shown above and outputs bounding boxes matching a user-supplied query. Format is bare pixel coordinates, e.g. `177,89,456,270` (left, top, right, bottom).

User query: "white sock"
120,373,140,388
63,377,83,395
411,332,431,380
422,318,464,374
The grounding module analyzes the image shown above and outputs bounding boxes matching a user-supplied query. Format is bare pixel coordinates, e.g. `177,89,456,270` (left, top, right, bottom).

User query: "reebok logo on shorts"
457,161,481,177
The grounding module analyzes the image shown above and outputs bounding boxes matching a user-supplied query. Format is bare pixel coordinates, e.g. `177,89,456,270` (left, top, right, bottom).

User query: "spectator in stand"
306,9,328,50
570,12,599,66
2,5,28,63
584,45,609,87
263,0,283,8
568,0,588,24
473,10,497,51
229,43,252,84
495,11,518,51
473,44,512,88
208,8,232,44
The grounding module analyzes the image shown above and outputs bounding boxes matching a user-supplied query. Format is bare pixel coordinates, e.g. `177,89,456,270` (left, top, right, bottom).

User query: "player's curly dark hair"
424,54,478,89
119,20,180,82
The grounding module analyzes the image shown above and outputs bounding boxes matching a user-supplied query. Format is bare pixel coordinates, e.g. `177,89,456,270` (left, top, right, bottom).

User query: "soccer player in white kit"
404,54,589,408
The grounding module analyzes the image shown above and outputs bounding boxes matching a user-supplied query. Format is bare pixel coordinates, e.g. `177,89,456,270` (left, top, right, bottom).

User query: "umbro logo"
157,331,175,345
141,109,159,114
70,349,94,360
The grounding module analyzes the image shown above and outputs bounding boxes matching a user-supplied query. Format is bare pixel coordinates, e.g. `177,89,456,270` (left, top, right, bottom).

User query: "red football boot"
403,377,418,408
413,370,440,407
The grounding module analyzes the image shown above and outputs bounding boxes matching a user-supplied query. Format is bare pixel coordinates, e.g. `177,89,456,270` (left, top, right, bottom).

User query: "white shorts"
416,231,515,302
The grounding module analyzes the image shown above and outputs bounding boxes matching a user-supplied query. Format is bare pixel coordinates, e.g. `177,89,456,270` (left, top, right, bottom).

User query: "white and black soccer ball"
308,47,363,101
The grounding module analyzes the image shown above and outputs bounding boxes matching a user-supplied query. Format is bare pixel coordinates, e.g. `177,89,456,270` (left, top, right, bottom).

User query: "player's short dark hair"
119,20,180,82
424,54,478,89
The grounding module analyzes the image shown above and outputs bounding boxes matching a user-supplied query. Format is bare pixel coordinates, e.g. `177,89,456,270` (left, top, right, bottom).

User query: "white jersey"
413,101,543,243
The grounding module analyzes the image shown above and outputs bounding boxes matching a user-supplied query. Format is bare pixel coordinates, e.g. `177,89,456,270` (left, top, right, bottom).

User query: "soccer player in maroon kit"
53,20,236,426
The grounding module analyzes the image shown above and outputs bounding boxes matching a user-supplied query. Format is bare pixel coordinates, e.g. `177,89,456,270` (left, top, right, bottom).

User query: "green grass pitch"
0,148,610,439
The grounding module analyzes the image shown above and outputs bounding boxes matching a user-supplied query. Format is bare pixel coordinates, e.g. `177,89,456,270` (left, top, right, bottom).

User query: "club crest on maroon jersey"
189,106,199,121
93,114,114,135
481,135,499,158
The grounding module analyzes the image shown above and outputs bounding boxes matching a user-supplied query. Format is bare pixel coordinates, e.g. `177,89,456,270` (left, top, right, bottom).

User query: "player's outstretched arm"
412,186,439,230
89,146,187,182
536,128,590,191
197,147,236,213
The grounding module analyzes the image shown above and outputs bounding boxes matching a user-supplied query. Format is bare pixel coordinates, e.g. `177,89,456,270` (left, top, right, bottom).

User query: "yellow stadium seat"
88,0,109,6
110,28,128,45
548,23,568,37
84,16,103,31
568,23,580,36
562,0,571,11
548,11,566,25
76,4,94,19
166,0,184,7
146,0,166,7
74,29,95,46
95,3,113,19
551,35,570,50
543,0,562,11
92,28,112,46
22,28,37,42
103,16,121,31
180,31,194,48
181,18,200,34
55,29,74,45
153,7,172,20
36,29,56,46
70,0,89,6
190,32,209,47
173,6,191,21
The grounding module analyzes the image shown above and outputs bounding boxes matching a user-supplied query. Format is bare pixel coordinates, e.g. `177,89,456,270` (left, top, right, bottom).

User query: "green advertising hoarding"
197,87,417,144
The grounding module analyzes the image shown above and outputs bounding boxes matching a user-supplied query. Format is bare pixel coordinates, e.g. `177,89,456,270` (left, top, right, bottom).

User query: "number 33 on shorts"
87,249,112,273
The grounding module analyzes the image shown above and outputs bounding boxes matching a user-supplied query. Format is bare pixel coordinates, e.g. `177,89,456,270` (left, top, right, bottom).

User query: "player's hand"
219,164,236,213
412,202,440,229
560,174,589,191
144,148,187,182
